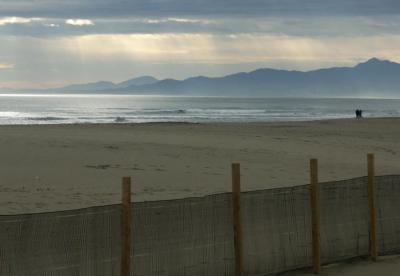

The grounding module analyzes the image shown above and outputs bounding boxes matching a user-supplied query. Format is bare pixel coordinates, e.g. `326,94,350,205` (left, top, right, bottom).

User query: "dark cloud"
1,0,399,38
0,0,399,18
1,15,400,39
0,18,226,37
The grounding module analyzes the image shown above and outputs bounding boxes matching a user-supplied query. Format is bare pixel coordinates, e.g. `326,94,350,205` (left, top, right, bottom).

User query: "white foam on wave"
0,111,28,117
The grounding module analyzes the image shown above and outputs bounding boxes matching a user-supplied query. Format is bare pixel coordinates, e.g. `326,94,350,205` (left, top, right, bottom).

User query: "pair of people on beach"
355,109,363,118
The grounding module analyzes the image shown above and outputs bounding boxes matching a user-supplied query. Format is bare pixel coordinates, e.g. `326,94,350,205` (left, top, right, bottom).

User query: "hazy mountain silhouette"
60,81,116,92
57,76,158,92
21,58,400,97
116,76,158,88
115,58,400,97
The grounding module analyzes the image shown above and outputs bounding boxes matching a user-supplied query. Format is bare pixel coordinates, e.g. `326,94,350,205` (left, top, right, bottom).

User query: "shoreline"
0,116,399,127
0,118,399,214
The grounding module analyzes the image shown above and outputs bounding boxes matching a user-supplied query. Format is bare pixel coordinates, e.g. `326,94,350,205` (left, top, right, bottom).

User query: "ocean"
0,94,399,124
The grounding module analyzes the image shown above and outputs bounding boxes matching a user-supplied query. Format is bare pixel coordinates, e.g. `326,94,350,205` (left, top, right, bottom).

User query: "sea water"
0,94,399,124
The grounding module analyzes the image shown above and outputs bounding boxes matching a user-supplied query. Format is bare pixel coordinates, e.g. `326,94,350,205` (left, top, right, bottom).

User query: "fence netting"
319,177,370,264
241,185,312,275
131,194,234,275
1,175,400,275
376,175,400,255
0,205,121,276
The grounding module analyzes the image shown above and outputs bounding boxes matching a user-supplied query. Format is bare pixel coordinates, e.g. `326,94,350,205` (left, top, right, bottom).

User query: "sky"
0,0,399,88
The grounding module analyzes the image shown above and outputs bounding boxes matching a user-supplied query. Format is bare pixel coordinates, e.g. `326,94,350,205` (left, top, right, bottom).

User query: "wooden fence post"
121,177,132,276
232,163,244,276
367,153,378,261
310,159,321,274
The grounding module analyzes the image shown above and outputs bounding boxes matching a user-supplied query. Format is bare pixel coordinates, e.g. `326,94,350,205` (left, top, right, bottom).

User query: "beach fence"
1,154,400,275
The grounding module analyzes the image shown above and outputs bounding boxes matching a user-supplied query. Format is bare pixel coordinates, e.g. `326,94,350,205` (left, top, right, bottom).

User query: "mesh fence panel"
131,193,235,275
319,177,370,264
1,175,400,275
0,205,121,276
241,185,312,275
376,175,400,255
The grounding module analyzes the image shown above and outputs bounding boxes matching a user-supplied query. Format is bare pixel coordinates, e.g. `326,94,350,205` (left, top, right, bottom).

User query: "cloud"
46,33,400,65
44,23,59,28
65,19,94,26
0,17,41,25
1,15,399,39
142,17,213,24
2,32,400,69
167,18,212,24
0,63,13,69
0,0,399,18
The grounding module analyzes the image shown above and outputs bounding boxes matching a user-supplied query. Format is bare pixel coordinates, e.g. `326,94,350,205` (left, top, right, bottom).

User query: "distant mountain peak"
117,76,158,88
356,57,394,67
366,57,384,63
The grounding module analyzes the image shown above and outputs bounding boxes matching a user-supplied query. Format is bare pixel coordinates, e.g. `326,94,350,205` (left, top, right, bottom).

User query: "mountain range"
8,58,400,97
56,76,158,92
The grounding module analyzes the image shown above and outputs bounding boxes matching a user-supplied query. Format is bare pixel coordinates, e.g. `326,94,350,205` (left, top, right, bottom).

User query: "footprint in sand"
85,164,121,170
86,164,111,170
104,145,119,150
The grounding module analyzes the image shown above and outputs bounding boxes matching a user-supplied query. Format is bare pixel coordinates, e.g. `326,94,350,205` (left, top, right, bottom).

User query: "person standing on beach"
355,109,363,118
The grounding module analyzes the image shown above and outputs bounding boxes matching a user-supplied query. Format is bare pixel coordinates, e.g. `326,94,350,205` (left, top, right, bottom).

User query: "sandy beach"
0,118,399,214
